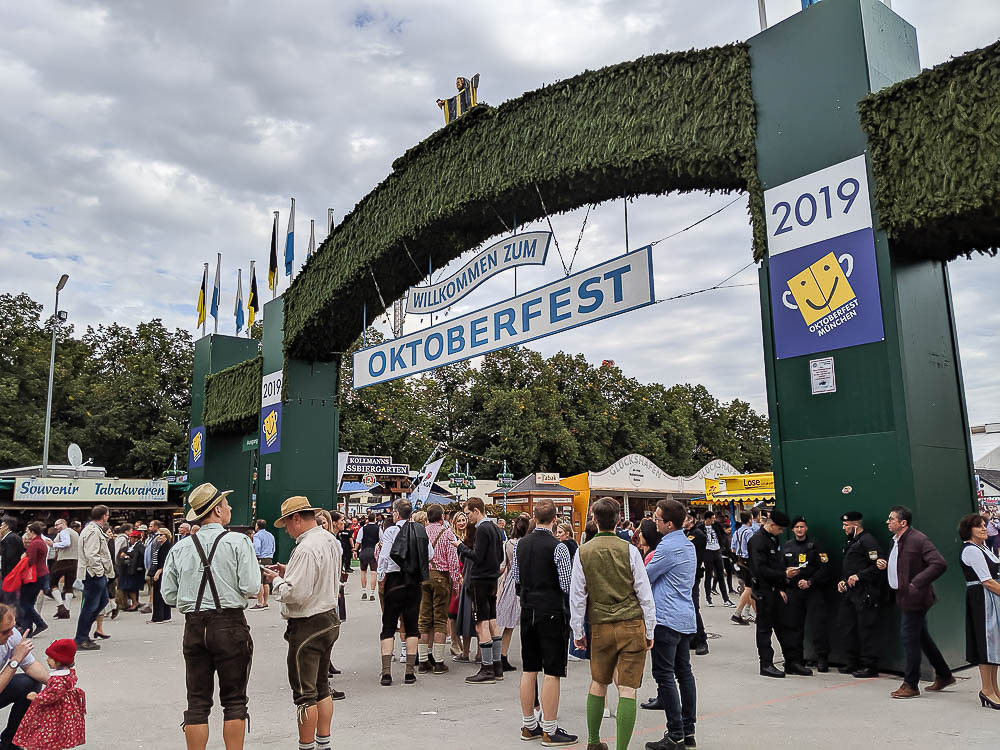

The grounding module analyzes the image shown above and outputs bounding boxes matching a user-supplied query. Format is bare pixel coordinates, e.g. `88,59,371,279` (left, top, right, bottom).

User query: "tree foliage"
339,331,771,479
0,293,193,477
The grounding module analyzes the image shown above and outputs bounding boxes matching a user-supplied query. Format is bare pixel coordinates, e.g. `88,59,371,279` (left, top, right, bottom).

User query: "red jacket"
892,527,946,612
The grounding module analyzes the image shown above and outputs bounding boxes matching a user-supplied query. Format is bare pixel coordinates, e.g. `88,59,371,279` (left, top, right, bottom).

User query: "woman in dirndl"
496,514,530,671
959,513,1000,709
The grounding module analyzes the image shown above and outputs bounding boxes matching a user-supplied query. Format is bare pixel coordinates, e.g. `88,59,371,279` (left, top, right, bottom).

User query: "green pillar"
257,298,340,562
750,0,976,672
187,334,260,526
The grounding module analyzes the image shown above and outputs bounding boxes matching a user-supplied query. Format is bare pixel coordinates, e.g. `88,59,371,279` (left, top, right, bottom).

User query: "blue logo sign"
189,426,206,469
769,228,884,359
260,404,282,455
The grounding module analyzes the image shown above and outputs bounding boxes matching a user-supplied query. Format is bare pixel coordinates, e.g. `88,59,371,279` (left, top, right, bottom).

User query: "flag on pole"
210,253,221,329
307,219,315,261
411,457,445,507
268,211,279,294
235,268,245,334
284,198,295,277
196,264,208,328
248,261,260,328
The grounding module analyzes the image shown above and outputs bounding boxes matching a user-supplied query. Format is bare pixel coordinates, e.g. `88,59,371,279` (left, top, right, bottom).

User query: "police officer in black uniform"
836,511,883,678
748,510,806,678
781,516,832,672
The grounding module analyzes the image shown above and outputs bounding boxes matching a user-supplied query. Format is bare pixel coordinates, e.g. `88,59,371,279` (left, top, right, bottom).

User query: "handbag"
2,557,29,593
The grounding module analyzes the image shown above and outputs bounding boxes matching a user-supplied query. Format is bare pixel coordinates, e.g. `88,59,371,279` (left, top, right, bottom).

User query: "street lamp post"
41,274,69,477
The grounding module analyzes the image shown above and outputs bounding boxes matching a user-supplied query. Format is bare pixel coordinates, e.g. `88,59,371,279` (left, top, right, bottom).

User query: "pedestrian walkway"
9,581,997,748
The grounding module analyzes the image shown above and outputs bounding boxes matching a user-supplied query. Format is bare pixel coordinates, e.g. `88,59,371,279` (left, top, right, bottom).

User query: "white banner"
336,451,349,491
354,246,655,388
406,232,551,314
14,478,169,503
411,457,445,507
261,370,282,407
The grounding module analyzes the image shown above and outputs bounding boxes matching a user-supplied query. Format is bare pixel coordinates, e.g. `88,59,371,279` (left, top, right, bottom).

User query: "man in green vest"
570,498,657,750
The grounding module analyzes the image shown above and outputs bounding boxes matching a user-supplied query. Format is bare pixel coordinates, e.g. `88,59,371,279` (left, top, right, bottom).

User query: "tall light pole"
41,274,69,477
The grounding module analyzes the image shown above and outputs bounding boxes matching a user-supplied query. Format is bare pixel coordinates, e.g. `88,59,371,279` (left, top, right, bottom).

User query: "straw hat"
274,496,320,528
185,482,234,522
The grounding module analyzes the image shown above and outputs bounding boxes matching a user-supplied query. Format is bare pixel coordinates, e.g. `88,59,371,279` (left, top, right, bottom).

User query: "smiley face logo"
262,408,279,447
786,252,857,326
191,430,203,462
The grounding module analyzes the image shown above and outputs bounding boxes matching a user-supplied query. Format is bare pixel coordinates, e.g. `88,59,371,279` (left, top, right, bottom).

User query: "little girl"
13,638,86,750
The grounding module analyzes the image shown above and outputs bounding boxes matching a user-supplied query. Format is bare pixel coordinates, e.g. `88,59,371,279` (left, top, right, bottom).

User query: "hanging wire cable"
401,240,425,277
370,269,394,328
653,260,755,305
489,204,511,234
648,195,742,248
566,203,592,275
534,183,570,275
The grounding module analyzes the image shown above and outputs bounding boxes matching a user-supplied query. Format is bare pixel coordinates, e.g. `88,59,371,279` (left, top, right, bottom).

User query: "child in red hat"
12,638,86,749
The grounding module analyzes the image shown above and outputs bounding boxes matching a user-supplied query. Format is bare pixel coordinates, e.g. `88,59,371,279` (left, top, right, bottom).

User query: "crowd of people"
0,488,996,749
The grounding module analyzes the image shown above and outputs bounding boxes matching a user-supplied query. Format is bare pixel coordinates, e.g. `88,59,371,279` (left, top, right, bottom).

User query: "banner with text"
355,246,655,388
411,457,445,507
15,477,169,503
406,232,551,315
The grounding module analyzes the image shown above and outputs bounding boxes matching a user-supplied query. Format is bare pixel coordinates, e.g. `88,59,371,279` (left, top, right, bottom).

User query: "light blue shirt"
253,528,276,559
645,529,696,634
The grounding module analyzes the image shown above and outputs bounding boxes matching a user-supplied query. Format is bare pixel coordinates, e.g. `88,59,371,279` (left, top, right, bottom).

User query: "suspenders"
191,531,231,612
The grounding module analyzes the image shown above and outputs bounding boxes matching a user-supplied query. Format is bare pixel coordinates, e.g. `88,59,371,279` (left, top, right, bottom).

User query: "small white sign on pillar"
809,356,836,395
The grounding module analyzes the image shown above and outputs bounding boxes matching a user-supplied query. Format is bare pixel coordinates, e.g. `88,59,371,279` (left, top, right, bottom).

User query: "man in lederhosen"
161,483,260,750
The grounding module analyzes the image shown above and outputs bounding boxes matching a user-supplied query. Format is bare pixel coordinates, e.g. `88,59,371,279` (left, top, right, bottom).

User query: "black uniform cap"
770,510,791,527
790,515,807,526
841,511,863,522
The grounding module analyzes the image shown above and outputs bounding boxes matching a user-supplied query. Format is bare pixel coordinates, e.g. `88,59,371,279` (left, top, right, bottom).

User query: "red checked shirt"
426,521,462,594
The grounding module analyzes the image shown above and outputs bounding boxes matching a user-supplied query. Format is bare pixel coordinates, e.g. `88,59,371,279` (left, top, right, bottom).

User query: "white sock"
432,642,445,662
52,590,63,606
417,643,429,663
541,716,557,735
315,735,331,749
523,714,538,730
298,742,314,750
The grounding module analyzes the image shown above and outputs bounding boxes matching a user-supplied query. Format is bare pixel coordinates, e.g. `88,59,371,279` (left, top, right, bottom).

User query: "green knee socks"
586,693,604,744
616,697,637,750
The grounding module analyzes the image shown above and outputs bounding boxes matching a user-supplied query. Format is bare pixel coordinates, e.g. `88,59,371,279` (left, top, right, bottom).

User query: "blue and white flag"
284,197,295,277
210,253,221,322
234,268,245,334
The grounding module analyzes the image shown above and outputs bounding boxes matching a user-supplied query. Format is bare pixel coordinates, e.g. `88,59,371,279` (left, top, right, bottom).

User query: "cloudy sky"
3,0,998,424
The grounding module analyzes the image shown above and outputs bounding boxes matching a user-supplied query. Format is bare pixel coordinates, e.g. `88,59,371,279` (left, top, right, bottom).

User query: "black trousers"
690,575,707,648
703,550,730,602
782,587,829,663
838,594,879,669
900,609,951,688
754,592,791,666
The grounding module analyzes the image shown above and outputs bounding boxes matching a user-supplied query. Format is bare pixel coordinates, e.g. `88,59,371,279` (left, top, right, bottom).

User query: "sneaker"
453,654,471,663
541,727,578,747
250,604,267,609
722,601,736,608
76,639,101,651
730,614,747,625
331,689,346,701
705,600,714,607
521,725,543,741
645,736,685,750
361,592,368,601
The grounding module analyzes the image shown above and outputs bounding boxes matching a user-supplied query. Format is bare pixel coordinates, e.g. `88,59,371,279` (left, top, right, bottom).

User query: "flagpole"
327,208,334,236
202,263,208,338
214,252,221,334
235,267,243,335
272,211,279,300
758,0,767,30
249,260,255,337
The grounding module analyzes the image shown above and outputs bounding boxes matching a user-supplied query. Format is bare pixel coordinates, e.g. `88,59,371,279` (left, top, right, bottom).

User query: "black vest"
516,530,564,617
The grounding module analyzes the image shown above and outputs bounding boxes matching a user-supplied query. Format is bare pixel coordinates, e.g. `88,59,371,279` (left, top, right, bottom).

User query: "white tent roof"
588,455,739,494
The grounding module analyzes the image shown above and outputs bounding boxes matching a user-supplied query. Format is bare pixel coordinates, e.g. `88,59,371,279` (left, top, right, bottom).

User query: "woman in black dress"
958,513,1000,708
118,531,146,611
148,528,173,623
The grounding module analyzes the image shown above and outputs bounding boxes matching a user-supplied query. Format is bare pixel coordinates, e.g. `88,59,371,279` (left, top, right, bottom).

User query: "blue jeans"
75,574,109,644
651,624,697,740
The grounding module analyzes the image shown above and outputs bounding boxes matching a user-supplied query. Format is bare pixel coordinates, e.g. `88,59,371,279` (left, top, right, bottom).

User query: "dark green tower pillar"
750,0,976,672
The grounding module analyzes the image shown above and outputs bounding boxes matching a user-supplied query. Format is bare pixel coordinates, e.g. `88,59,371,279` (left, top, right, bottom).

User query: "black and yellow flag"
196,263,208,327
248,261,260,327
268,211,279,293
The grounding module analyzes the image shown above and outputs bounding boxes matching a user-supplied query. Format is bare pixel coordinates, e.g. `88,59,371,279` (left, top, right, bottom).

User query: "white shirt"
376,520,434,582
569,542,657,641
271,526,342,619
0,629,36,669
962,544,999,583
888,534,901,589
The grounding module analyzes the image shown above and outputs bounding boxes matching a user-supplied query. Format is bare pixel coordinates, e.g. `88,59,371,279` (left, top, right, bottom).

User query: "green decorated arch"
192,0,1000,672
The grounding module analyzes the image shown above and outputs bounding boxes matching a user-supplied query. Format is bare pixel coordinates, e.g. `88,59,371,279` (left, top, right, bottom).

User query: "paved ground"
9,579,998,748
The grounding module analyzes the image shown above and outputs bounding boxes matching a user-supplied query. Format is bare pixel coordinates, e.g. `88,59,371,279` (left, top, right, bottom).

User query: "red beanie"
45,638,76,666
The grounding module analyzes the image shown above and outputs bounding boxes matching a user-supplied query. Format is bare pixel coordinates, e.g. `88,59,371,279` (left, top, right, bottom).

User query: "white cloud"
1,0,998,426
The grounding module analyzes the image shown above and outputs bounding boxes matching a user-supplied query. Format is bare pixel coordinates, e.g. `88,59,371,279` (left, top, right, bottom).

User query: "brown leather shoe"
891,683,920,699
925,675,956,692
587,743,609,750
